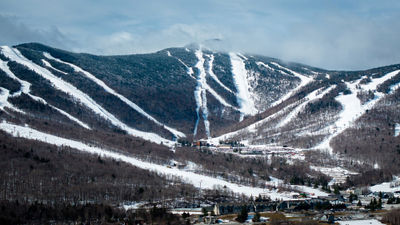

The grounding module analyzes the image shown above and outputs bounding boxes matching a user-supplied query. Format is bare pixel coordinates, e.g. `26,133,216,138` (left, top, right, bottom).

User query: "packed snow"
276,86,335,128
0,121,295,200
43,52,185,138
269,62,313,107
166,52,196,80
41,59,68,74
207,54,235,94
193,49,211,138
338,219,385,225
311,166,358,185
256,61,275,71
265,176,329,197
315,69,400,153
229,52,257,120
1,46,173,146
0,88,24,113
370,176,400,193
0,59,91,129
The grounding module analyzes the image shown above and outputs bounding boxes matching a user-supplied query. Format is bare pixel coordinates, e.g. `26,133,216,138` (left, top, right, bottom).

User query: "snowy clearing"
311,166,358,185
0,46,173,146
0,121,295,200
43,52,185,138
395,123,400,137
370,176,400,193
229,52,257,120
266,177,329,197
338,219,385,225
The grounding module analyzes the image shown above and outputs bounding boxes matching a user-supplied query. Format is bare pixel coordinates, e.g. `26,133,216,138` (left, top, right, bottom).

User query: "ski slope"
0,46,173,146
229,52,257,120
193,50,211,138
315,69,400,153
207,54,235,94
0,121,295,200
276,86,335,128
0,88,24,113
43,53,185,138
269,62,313,107
41,59,68,74
0,59,90,129
370,176,400,193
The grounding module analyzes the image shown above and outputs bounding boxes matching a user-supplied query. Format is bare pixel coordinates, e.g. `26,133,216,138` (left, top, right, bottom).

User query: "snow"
276,86,335,128
43,52,185,139
41,59,67,74
0,59,90,129
292,185,329,197
395,124,400,137
338,219,385,225
208,101,296,145
229,52,257,120
207,54,235,94
269,62,313,107
167,52,196,80
257,61,275,71
370,176,400,193
0,46,173,146
0,88,24,113
314,69,400,153
0,121,294,199
193,49,211,138
311,166,358,185
266,177,329,197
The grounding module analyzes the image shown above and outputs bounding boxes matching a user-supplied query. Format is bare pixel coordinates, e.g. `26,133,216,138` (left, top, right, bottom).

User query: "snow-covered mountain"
2,42,400,205
1,42,400,170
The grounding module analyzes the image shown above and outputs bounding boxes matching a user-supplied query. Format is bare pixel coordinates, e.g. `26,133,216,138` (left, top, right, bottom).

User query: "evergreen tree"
357,200,362,207
236,206,249,223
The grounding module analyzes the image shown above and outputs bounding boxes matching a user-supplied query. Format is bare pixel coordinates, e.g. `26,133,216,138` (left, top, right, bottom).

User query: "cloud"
0,1,399,70
0,14,74,49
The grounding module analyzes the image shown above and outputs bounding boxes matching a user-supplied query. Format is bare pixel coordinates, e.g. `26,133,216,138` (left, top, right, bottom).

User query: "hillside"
0,42,400,206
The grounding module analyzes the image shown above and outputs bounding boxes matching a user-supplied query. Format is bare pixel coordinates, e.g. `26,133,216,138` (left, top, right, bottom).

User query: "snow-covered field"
0,121,298,200
265,176,329,197
311,166,358,185
338,219,385,225
370,176,400,193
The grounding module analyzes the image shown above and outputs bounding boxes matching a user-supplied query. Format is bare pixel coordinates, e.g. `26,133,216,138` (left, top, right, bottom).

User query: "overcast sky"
0,0,399,70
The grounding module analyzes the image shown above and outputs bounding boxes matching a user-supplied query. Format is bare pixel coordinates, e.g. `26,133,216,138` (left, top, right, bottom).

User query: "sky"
0,0,399,70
